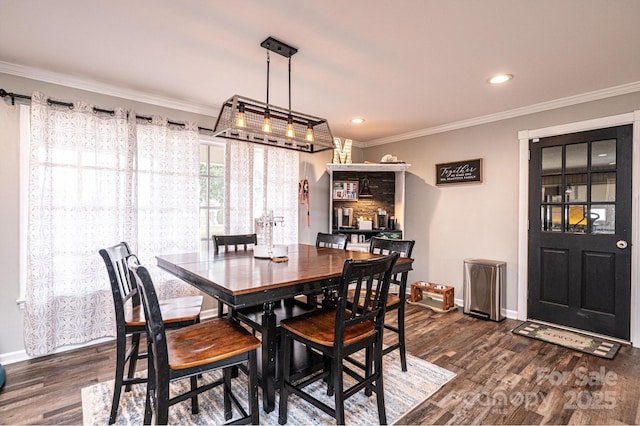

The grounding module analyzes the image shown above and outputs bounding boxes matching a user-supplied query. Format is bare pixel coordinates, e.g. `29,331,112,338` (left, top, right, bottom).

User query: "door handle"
616,240,628,249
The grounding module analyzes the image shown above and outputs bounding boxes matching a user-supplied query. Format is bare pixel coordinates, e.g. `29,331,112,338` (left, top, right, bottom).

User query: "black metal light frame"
213,37,334,153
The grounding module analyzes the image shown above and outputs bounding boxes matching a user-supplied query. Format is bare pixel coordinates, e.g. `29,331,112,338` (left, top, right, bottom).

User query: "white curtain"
24,92,199,357
224,140,299,245
132,114,200,299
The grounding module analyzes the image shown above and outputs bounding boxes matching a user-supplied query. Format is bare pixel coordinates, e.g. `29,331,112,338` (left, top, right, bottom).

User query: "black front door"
528,125,632,340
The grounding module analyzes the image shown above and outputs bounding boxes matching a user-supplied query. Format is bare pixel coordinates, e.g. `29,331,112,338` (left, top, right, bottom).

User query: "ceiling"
2,0,640,146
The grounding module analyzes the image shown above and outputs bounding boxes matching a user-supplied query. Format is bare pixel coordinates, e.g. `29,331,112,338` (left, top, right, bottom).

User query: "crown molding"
363,81,640,147
0,61,219,116
4,61,639,147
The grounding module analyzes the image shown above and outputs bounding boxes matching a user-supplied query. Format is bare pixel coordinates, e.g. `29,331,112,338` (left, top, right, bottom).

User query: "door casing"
517,110,640,347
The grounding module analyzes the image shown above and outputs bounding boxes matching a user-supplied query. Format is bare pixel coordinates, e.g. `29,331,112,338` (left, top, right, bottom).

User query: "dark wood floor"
1,304,639,425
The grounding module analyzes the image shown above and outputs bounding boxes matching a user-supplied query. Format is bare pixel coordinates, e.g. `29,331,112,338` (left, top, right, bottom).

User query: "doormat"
512,321,621,359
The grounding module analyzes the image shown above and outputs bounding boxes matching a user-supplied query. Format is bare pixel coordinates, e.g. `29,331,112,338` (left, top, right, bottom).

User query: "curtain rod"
0,88,214,133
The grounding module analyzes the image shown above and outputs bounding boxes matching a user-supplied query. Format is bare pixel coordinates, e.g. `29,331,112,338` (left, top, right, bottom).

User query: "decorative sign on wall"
436,158,483,185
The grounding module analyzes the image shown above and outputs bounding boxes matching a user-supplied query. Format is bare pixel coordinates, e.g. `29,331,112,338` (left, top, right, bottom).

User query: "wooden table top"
156,243,413,298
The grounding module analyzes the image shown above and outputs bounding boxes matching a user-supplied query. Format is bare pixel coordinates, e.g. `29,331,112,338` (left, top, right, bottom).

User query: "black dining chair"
308,232,349,306
99,242,204,425
213,233,316,412
278,253,399,425
212,234,258,318
348,237,415,372
127,255,261,425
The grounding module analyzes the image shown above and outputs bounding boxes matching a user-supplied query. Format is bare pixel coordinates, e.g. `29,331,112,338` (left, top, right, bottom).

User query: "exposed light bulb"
262,111,272,133
305,123,315,142
235,104,246,128
286,117,295,138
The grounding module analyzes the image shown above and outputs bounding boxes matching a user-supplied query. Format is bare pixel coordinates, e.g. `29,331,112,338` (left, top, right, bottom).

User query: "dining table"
156,243,414,413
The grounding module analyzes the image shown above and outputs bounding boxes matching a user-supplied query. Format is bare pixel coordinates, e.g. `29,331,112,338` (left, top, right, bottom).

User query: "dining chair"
315,232,348,249
127,255,261,425
212,234,258,318
278,252,399,425
99,242,204,425
348,237,415,372
213,234,317,410
308,232,349,306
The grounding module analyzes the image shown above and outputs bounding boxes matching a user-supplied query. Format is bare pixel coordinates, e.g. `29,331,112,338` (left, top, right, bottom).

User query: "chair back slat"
315,232,348,249
335,253,399,343
213,234,258,254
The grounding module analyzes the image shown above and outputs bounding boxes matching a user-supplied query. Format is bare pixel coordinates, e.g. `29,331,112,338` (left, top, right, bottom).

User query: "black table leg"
261,301,277,413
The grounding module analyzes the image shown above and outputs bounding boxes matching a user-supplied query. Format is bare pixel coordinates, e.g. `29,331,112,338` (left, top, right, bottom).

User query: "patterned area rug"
82,351,455,425
512,321,621,359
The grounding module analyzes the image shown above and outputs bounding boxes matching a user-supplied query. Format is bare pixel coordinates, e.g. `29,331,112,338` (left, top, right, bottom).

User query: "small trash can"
463,259,506,321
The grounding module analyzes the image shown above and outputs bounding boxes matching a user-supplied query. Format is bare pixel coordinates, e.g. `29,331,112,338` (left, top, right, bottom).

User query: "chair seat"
347,289,400,309
280,308,374,347
167,318,261,370
125,295,203,327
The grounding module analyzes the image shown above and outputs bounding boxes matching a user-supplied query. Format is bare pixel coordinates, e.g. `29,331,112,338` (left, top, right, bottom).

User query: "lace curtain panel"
224,140,299,245
24,92,200,357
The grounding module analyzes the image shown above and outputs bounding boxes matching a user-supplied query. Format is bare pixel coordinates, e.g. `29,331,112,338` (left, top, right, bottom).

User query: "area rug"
82,351,455,425
512,321,621,359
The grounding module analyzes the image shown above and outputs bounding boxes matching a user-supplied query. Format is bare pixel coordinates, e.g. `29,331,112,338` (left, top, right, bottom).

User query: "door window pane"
565,174,587,202
566,205,587,233
591,172,616,202
542,175,562,202
541,205,563,231
566,143,588,173
591,139,616,171
542,146,562,174
591,204,615,234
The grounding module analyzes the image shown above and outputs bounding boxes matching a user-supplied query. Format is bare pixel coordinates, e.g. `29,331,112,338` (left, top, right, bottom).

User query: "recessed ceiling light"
487,74,514,84
351,117,365,124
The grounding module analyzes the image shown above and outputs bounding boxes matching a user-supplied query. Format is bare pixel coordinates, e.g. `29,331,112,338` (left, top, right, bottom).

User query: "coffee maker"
376,208,388,230
335,207,354,229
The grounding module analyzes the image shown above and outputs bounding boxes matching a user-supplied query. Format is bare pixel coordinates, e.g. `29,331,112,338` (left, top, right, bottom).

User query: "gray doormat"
512,321,621,359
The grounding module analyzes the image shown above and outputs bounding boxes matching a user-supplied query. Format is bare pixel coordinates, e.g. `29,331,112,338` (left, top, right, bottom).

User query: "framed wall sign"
333,181,359,200
436,158,483,185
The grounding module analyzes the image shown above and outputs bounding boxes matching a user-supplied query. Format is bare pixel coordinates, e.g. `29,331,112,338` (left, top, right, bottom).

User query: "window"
199,138,225,251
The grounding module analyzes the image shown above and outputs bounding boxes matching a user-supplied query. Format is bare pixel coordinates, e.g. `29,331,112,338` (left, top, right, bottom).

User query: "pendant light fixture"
213,37,334,153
